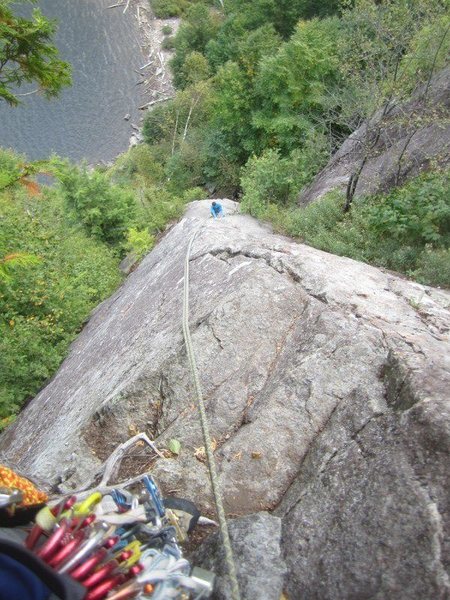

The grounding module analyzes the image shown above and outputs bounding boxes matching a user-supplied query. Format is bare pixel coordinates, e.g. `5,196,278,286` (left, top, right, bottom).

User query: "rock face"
299,67,450,205
1,199,449,599
192,512,286,600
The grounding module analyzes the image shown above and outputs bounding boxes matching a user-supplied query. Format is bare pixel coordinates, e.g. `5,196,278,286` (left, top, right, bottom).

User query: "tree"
0,0,71,105
253,18,341,154
57,164,136,245
224,0,340,39
170,3,220,88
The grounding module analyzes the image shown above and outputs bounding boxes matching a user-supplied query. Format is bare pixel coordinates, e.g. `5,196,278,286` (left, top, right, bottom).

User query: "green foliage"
285,191,348,247
241,132,329,217
0,148,22,189
368,172,450,248
162,24,173,35
241,150,293,217
400,14,450,92
180,51,210,85
0,0,71,106
135,184,185,233
182,186,208,202
0,252,41,282
0,168,121,417
111,144,166,186
209,61,255,159
125,227,155,258
161,35,176,50
150,0,188,18
166,138,206,192
336,0,448,126
414,247,450,287
170,4,221,88
142,101,177,145
168,438,181,455
225,0,340,39
57,163,136,245
253,18,341,153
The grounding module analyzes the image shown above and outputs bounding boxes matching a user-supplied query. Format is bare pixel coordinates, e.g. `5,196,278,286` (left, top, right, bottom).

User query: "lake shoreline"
118,0,179,154
0,1,177,165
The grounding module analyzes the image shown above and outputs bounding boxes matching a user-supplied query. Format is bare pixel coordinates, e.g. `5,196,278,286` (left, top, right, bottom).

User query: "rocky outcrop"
299,67,450,205
1,199,449,598
192,512,286,600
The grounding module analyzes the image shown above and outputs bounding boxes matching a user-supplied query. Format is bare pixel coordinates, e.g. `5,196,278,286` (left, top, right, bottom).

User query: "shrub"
286,191,347,242
413,247,450,288
126,227,155,258
57,164,136,245
182,186,208,202
162,24,173,35
0,149,22,190
253,170,450,288
400,14,450,93
241,150,290,217
142,101,176,145
150,0,188,18
111,145,165,186
368,172,450,248
136,185,185,233
165,138,206,193
162,36,175,50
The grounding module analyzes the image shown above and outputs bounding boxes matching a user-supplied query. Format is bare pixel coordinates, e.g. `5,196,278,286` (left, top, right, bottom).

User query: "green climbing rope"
182,229,241,600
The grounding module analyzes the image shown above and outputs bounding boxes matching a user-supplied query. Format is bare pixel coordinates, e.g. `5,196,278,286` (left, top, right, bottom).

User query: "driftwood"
139,60,153,70
138,96,172,110
123,0,131,14
16,89,39,97
107,2,125,8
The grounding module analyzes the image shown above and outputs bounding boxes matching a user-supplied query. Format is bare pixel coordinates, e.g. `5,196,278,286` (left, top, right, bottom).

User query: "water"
0,0,145,163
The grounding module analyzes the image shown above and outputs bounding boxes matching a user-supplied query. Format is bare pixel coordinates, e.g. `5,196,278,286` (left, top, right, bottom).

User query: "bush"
126,227,155,258
286,191,347,243
0,149,22,190
57,163,137,245
161,36,175,50
150,0,188,18
241,150,291,217
136,184,184,233
400,14,450,93
162,24,173,35
142,101,176,145
165,138,206,193
111,145,165,186
368,172,450,248
413,247,450,288
182,186,208,202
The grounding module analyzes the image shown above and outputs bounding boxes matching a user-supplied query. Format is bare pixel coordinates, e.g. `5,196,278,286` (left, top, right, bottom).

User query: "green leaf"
168,438,181,455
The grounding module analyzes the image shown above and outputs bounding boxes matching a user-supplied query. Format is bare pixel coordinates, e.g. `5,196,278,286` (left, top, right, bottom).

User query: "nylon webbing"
182,228,241,600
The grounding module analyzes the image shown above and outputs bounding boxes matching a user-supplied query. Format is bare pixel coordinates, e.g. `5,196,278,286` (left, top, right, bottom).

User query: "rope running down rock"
182,227,241,600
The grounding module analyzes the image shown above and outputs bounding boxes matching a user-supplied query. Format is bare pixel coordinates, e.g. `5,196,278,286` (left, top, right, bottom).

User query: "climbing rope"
182,228,241,600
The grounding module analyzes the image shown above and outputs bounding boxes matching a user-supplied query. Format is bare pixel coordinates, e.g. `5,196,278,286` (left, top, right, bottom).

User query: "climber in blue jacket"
210,201,225,219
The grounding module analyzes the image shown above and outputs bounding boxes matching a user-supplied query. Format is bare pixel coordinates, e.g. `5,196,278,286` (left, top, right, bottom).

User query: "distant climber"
210,201,225,219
